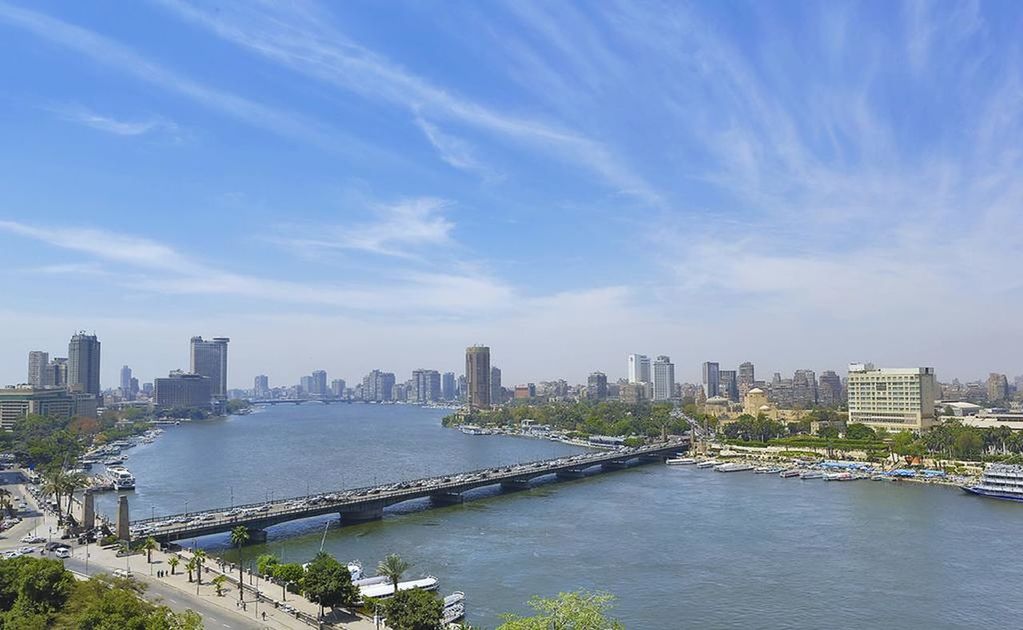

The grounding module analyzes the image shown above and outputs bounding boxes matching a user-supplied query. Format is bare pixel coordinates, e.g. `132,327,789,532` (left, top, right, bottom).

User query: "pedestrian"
262,612,266,621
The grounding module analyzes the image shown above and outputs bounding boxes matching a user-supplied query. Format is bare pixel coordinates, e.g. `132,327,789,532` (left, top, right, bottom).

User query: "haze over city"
1,1,1021,387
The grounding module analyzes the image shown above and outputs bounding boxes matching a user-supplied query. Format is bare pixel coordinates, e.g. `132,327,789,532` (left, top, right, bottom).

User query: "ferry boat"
110,469,136,491
347,562,363,581
779,469,802,478
755,466,784,474
358,576,439,601
799,470,824,480
459,425,491,435
103,457,124,466
715,462,753,473
824,472,855,481
696,460,719,469
666,457,697,465
962,464,1023,502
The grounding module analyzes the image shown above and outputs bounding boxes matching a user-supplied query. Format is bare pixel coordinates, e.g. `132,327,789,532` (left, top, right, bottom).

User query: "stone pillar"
500,479,531,491
116,495,130,540
245,528,267,543
430,492,464,506
340,505,384,522
83,492,95,531
556,469,585,480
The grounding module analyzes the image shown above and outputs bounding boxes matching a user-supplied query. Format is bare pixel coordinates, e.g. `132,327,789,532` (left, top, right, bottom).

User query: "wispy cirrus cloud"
48,104,179,137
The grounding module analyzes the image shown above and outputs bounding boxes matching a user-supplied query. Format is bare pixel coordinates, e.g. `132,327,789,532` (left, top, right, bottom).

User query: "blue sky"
0,0,1020,389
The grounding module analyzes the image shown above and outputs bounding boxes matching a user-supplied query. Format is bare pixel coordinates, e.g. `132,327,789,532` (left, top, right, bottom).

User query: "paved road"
64,556,263,629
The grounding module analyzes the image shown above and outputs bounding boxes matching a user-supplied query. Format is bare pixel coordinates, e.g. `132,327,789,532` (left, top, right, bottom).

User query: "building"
154,371,212,409
310,370,328,396
818,371,842,407
0,386,80,430
27,351,49,387
719,369,738,402
490,366,503,405
792,369,817,408
442,372,456,401
68,332,101,395
254,375,269,398
299,376,313,395
412,369,441,403
189,336,229,399
846,363,938,432
120,365,133,400
621,382,647,404
628,354,651,384
652,356,675,401
362,369,395,402
742,387,771,416
49,358,68,388
331,378,346,398
738,361,755,399
987,373,1009,402
514,384,535,400
465,345,491,409
587,372,608,400
702,361,720,398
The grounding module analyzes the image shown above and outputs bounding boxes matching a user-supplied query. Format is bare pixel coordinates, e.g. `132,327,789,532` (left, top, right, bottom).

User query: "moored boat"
962,464,1023,502
696,460,719,469
714,462,753,473
824,472,855,481
779,468,801,478
800,470,824,480
666,457,697,465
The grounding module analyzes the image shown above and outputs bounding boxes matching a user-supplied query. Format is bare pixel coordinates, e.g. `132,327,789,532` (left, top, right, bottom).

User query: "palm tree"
62,471,88,522
193,549,207,585
168,556,180,576
143,537,158,564
42,470,64,525
229,526,250,601
212,574,227,597
185,557,197,583
377,553,410,593
0,490,13,518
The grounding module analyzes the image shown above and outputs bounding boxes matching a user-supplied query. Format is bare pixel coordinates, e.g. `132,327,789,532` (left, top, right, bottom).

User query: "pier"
126,440,687,542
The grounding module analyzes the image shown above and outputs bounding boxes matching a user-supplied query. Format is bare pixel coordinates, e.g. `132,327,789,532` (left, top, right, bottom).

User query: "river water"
97,404,1023,628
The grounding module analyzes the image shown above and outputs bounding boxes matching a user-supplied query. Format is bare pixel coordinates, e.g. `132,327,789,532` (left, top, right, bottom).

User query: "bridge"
246,398,350,405
124,440,688,543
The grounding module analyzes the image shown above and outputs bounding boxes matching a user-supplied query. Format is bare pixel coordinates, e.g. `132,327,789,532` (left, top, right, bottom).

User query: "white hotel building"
846,363,938,433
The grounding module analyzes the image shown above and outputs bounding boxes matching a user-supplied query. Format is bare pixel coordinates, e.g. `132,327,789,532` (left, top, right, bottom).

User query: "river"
96,404,1023,628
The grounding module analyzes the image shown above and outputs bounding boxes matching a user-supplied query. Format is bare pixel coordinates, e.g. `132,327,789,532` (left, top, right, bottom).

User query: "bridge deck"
128,440,687,542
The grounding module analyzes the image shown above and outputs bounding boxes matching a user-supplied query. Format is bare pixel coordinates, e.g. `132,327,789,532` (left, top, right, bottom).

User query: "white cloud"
48,104,179,137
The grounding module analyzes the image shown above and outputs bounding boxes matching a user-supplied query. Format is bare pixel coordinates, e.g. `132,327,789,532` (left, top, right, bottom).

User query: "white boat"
800,470,824,480
666,457,697,465
824,472,855,481
111,469,136,490
459,425,491,435
347,562,363,581
696,460,719,469
103,458,124,466
443,591,465,608
779,469,802,478
442,602,465,624
358,576,439,600
963,464,1023,502
714,462,753,473
353,575,390,587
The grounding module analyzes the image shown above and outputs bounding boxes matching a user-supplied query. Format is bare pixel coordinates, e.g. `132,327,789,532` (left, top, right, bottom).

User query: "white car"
113,569,134,579
18,546,36,555
54,547,71,559
20,535,44,544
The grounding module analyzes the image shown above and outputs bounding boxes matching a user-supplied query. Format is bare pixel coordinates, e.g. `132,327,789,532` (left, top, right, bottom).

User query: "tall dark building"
719,370,739,402
702,361,720,398
27,351,49,387
412,369,441,403
587,372,608,400
490,366,503,405
442,372,456,401
818,371,842,407
310,370,328,396
254,375,269,398
50,358,68,388
120,365,133,400
68,332,101,395
189,336,229,399
465,345,491,409
738,361,755,399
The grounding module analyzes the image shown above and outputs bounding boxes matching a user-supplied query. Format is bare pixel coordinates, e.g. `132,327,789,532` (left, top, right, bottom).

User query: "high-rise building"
310,370,328,396
987,373,1009,402
68,332,101,395
738,362,755,399
587,372,608,400
628,354,651,384
847,363,938,432
793,369,817,408
362,369,395,401
818,371,842,407
130,377,139,399
702,361,720,398
465,345,491,409
254,375,269,398
331,378,346,398
652,356,675,401
299,376,313,394
27,351,49,387
412,369,441,403
119,365,133,400
490,366,503,405
456,374,467,401
154,371,212,408
719,369,739,402
49,358,68,388
189,336,229,399
442,372,456,401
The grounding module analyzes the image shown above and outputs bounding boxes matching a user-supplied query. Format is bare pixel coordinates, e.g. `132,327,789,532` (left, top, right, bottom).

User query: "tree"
302,552,359,618
377,554,410,594
845,423,876,440
60,573,203,629
383,588,443,630
185,557,196,583
168,556,180,576
143,537,158,564
211,574,227,597
192,550,207,586
256,553,279,577
273,563,305,601
229,526,250,601
954,431,983,459
497,591,624,630
61,471,88,521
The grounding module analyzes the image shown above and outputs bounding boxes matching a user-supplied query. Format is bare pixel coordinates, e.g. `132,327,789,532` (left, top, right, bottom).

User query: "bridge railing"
131,440,686,529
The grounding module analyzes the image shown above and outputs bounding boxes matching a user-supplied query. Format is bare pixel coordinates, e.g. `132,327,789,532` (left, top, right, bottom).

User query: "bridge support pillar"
430,492,464,506
556,469,585,480
640,454,667,462
500,479,531,491
601,461,628,471
82,492,95,531
245,528,267,543
341,505,384,522
116,495,130,540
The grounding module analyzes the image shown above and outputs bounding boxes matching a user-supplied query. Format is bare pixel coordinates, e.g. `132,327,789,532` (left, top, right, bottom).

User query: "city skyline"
1,2,1022,386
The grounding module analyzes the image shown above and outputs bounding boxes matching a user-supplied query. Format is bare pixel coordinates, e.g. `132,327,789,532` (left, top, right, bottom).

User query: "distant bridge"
125,440,688,543
246,398,351,405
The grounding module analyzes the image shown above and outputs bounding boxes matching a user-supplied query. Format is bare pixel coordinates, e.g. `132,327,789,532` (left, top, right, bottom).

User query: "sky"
0,0,1021,390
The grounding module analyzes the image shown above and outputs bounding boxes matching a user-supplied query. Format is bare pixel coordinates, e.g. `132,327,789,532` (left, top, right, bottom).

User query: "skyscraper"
738,361,755,399
465,345,491,409
68,333,101,395
628,354,651,384
254,375,269,398
702,361,719,398
120,365,133,400
189,336,229,399
490,366,503,405
652,356,675,401
27,351,49,387
587,372,608,400
817,370,842,407
442,372,456,401
311,370,328,396
49,358,68,388
330,378,346,398
719,369,738,402
412,369,441,403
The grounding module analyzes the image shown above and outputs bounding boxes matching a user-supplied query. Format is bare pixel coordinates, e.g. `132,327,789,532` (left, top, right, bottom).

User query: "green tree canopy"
497,591,624,630
301,552,359,612
383,588,443,630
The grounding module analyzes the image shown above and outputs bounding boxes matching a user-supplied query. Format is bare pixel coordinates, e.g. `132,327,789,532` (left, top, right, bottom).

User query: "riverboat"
666,457,697,465
358,576,439,600
110,468,136,490
696,460,719,469
779,469,801,478
715,462,753,473
962,464,1023,502
824,472,855,481
800,470,824,480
